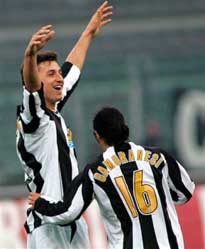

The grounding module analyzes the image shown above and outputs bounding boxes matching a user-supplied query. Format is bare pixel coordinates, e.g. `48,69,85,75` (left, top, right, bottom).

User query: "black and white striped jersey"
34,142,195,249
16,61,82,233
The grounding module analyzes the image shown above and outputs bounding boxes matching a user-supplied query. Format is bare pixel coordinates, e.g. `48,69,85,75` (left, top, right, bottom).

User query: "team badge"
67,129,75,148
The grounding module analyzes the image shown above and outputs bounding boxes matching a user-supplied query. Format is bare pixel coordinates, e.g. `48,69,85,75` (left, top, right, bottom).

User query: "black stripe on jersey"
47,110,72,198
24,222,30,233
24,208,33,233
33,174,44,193
21,94,40,133
151,166,179,249
73,148,77,160
35,197,69,216
139,215,160,249
137,176,160,249
26,183,32,192
17,134,44,193
57,80,80,112
61,61,73,78
92,153,131,249
99,176,133,249
35,166,93,217
170,189,179,202
24,200,42,234
20,85,46,133
162,149,192,201
57,62,80,112
17,105,22,116
120,164,160,249
32,210,42,230
116,143,160,249
70,222,77,242
70,166,94,220
38,84,47,111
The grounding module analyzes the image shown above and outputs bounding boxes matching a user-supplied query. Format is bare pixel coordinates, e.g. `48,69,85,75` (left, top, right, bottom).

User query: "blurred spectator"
143,121,161,147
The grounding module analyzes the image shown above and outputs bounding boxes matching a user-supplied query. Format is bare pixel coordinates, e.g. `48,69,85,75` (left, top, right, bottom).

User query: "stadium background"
0,0,204,248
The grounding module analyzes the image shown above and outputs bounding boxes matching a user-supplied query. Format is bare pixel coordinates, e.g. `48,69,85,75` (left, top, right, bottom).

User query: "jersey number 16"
115,170,158,217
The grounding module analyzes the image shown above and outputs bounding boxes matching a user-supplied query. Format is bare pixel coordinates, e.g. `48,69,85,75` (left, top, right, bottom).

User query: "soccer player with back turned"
29,107,195,249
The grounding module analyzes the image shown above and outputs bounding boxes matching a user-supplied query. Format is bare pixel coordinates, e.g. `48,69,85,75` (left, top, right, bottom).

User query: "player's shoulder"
143,146,175,159
142,145,161,153
143,145,179,168
85,154,104,173
142,145,171,158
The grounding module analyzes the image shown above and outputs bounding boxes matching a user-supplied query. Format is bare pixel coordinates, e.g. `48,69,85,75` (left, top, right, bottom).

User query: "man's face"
38,60,64,110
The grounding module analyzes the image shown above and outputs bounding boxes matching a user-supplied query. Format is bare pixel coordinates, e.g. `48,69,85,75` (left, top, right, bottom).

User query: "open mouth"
53,85,63,91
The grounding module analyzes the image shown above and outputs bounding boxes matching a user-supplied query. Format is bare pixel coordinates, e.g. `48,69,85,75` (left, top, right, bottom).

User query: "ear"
95,131,101,143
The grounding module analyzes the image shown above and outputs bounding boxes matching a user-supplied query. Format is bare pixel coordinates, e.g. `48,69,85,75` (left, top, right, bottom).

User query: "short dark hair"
93,107,129,146
20,51,58,85
36,50,58,65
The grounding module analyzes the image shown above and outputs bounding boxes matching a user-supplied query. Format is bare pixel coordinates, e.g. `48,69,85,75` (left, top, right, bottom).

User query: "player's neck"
99,140,110,152
46,100,57,112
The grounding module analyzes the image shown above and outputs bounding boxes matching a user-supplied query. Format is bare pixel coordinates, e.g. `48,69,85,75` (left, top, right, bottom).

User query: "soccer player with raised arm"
29,107,195,249
16,2,113,249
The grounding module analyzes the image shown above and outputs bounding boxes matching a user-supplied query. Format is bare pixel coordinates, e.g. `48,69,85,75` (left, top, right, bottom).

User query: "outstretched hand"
25,25,55,56
85,1,113,36
28,192,41,208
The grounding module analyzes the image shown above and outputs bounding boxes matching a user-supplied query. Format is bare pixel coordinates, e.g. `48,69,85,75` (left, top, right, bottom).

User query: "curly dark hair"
93,107,129,146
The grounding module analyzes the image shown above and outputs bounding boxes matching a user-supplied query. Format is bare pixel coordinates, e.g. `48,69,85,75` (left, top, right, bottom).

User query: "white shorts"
27,219,89,249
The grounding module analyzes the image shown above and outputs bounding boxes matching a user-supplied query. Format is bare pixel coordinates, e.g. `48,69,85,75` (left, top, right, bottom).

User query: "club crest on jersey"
67,129,75,148
16,120,21,131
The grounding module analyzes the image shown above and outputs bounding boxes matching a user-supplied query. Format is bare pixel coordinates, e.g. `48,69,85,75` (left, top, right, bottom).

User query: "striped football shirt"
34,142,195,249
16,61,83,234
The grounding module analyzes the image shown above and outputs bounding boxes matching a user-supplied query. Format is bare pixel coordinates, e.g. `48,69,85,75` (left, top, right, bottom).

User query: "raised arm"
66,1,113,70
23,25,55,92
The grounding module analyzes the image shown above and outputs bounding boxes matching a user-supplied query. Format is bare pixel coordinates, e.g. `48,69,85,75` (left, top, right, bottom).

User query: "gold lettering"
16,120,21,130
111,155,121,166
155,157,164,168
134,170,158,214
118,152,128,164
98,166,109,176
137,150,143,160
94,173,107,182
128,149,135,162
115,176,138,217
144,150,151,162
149,153,159,166
103,159,115,170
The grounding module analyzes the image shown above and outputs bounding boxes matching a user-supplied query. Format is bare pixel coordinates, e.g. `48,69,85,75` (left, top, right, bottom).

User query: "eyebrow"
47,69,62,74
